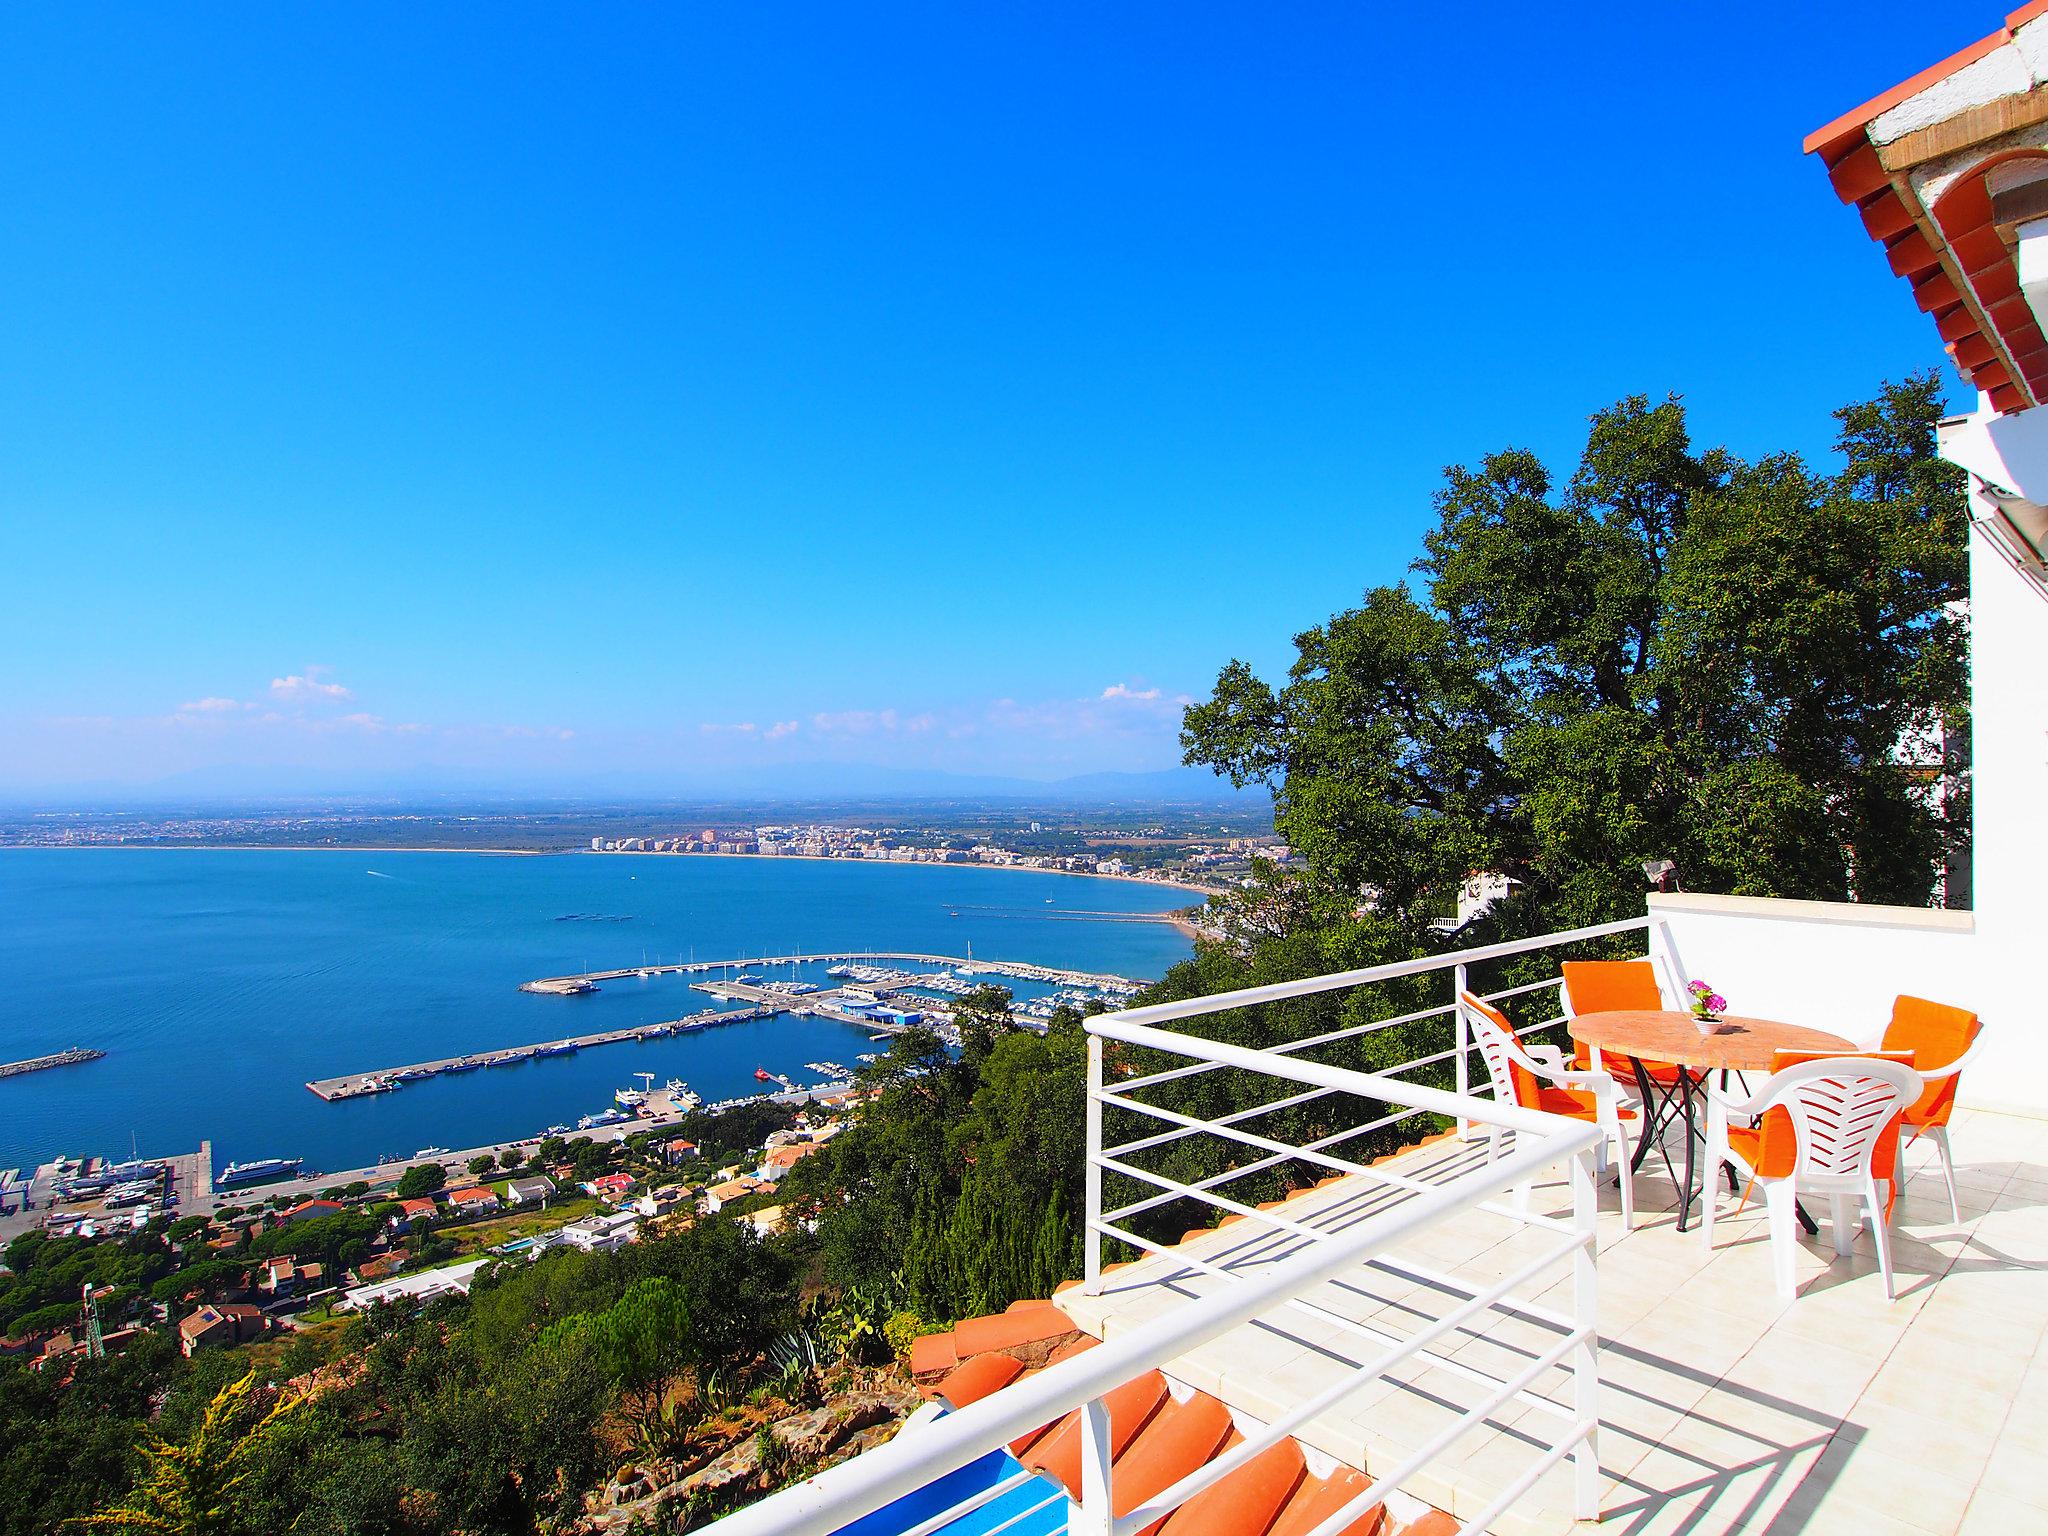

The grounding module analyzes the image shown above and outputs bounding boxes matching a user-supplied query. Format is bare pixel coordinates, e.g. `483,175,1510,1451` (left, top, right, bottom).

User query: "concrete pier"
303,1004,779,1101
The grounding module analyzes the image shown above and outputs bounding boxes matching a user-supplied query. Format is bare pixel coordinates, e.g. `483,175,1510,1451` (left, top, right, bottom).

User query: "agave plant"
765,1329,821,1405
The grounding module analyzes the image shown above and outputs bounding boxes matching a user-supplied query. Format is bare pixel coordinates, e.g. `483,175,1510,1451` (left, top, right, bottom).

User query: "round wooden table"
1566,1010,1859,1231
1569,1010,1856,1074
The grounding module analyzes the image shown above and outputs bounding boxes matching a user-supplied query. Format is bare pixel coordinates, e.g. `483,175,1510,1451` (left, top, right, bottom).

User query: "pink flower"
1707,994,1728,1013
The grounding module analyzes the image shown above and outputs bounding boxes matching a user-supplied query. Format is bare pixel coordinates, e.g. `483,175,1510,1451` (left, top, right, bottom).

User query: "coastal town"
586,822,1291,889
0,802,1288,888
0,1087,857,1375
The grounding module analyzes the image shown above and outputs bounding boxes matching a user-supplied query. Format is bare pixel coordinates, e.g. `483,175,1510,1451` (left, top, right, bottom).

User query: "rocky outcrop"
577,1383,921,1535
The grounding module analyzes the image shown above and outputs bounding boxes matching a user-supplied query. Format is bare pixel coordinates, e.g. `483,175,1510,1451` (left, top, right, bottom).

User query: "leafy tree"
71,1370,304,1536
1183,377,1968,932
798,1020,1091,1320
393,1163,445,1201
539,1277,692,1449
466,1155,497,1178
498,1150,523,1172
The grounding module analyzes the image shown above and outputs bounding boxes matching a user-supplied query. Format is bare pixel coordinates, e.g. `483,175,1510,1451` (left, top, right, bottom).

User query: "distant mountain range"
2,762,1267,812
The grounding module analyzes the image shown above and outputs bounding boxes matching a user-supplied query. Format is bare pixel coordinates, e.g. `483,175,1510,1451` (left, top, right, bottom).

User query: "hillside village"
2,1094,851,1375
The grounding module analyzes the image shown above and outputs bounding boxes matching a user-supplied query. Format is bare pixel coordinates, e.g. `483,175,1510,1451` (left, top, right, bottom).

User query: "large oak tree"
1183,376,1969,942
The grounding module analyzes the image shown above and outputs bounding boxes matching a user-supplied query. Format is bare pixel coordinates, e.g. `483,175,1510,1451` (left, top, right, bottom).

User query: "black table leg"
1675,1070,1703,1232
1626,1056,1662,1172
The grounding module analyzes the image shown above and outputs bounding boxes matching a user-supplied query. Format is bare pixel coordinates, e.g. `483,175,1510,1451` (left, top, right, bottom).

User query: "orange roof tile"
935,1351,1024,1408
1268,1467,1386,1536
951,1302,1079,1358
1156,1437,1306,1536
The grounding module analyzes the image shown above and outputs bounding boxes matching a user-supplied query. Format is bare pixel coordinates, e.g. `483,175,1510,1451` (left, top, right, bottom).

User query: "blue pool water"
0,849,1193,1172
833,1448,1067,1536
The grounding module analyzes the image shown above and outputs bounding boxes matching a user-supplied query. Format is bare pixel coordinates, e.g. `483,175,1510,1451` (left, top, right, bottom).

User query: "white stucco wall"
1646,892,1975,1040
1954,471,2048,1114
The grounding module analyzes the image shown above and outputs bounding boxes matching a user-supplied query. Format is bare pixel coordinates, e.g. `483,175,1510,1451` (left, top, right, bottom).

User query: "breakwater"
305,1006,779,1100
0,1047,105,1080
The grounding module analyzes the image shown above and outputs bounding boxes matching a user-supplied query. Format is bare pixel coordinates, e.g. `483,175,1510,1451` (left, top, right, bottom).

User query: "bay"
0,849,1195,1174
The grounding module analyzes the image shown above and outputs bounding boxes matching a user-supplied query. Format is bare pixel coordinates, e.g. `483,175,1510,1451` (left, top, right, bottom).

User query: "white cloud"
270,670,353,705
1100,682,1162,702
763,720,800,740
700,721,759,735
178,696,246,714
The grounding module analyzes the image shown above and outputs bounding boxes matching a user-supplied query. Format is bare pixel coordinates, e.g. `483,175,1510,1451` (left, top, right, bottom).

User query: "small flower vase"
1692,1002,1720,1023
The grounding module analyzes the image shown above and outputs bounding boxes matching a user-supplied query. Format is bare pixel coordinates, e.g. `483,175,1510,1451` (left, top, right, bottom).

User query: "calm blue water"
0,850,1193,1174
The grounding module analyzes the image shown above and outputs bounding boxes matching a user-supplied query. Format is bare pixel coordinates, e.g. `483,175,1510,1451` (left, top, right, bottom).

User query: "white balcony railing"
711,918,1659,1536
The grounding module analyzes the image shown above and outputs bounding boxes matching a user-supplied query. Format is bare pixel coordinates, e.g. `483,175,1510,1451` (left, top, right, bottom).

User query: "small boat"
664,1078,687,1093
394,1067,434,1082
754,1067,774,1082
489,1049,534,1066
545,1124,571,1136
578,1109,630,1130
615,1087,647,1109
535,1041,579,1058
441,1058,480,1074
415,1146,451,1159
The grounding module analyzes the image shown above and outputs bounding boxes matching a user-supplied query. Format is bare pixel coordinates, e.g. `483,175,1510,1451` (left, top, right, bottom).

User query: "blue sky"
0,3,1985,793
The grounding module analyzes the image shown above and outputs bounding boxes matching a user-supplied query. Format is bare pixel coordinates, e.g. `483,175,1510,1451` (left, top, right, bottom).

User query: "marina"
307,952,1144,1106
1,851,1191,1175
519,950,1146,998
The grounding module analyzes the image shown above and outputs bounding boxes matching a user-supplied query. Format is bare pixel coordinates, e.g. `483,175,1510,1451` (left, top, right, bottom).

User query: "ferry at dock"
535,1040,579,1058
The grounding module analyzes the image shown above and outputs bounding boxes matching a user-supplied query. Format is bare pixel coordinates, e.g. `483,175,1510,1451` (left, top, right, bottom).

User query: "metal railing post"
1453,963,1471,1140
1083,1034,1105,1296
1569,1146,1603,1522
1072,1397,1114,1536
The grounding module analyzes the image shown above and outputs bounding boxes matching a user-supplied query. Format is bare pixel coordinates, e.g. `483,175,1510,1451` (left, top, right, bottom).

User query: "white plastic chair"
1460,990,1635,1229
1701,1057,1921,1300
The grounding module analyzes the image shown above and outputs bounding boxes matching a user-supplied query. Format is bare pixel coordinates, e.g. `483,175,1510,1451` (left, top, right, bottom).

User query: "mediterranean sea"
0,849,1195,1175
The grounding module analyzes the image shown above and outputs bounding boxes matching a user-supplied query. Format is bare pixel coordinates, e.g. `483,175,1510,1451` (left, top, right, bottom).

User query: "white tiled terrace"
1057,1108,2048,1536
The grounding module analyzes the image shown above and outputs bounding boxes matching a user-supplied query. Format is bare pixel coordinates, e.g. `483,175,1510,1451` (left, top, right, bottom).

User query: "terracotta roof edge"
1803,26,2015,156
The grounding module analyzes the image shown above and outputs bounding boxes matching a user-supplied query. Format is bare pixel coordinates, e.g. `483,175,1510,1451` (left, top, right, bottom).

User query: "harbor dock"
0,1046,106,1079
303,1005,779,1101
520,950,1144,995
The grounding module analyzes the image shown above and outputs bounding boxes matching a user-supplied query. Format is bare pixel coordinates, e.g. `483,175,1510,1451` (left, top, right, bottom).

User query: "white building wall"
1647,892,1975,1041
1950,455,2048,1113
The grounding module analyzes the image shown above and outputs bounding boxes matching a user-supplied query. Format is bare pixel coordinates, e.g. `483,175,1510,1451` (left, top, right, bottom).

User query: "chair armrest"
1539,1063,1618,1094
1526,1043,1565,1072
1916,1033,1989,1082
1703,1079,1769,1120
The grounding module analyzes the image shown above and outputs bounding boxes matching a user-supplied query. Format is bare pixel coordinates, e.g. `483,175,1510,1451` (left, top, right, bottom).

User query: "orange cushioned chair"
1559,960,1684,1090
1870,995,1985,1223
1460,990,1636,1228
